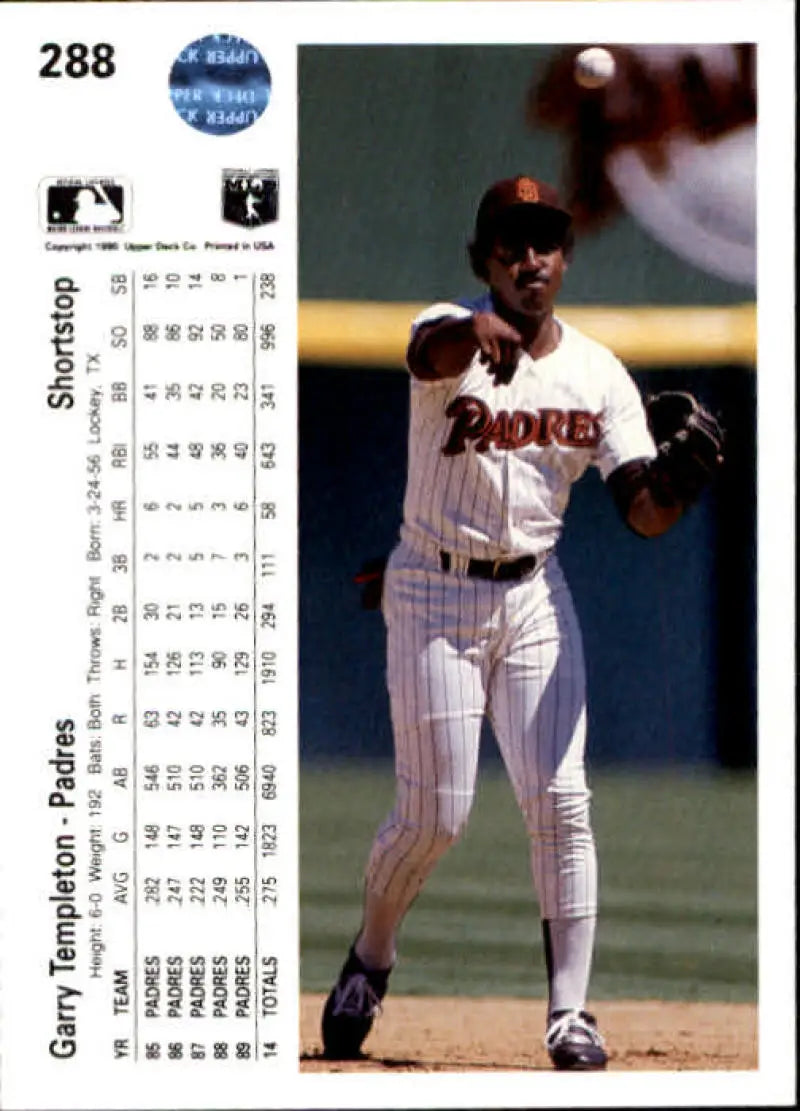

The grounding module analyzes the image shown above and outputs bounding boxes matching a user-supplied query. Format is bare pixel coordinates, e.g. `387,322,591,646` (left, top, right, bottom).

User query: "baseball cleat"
321,946,391,1059
545,1009,608,1070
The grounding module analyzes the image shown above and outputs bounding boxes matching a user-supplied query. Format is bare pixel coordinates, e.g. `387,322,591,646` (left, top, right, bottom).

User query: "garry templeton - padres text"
47,717,82,1057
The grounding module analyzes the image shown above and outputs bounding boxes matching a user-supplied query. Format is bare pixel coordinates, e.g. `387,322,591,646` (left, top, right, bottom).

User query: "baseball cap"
473,175,572,245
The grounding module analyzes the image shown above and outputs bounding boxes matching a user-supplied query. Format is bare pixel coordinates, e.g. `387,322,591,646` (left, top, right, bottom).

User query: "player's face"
484,214,568,318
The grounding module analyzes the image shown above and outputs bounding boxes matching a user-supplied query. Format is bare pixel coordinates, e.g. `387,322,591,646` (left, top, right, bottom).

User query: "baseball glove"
646,390,725,505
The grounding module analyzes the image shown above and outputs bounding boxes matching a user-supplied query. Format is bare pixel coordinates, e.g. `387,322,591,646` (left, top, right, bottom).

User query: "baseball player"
321,175,723,1069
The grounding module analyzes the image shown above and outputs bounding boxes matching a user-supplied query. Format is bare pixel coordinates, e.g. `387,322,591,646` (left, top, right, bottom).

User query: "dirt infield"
300,994,757,1072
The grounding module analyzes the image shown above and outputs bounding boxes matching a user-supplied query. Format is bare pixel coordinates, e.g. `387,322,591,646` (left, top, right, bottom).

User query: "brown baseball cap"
473,175,572,244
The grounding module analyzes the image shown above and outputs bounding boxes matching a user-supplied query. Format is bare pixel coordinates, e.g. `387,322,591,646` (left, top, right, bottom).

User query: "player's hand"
472,312,523,383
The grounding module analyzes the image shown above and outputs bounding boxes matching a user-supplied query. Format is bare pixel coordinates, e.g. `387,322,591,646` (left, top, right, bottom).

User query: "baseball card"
0,3,794,1110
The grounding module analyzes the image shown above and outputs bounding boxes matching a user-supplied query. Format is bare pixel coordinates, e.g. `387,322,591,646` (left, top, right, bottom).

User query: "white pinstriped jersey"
400,295,657,561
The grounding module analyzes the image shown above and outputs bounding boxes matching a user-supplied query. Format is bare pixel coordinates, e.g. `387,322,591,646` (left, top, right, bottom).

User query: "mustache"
515,269,548,287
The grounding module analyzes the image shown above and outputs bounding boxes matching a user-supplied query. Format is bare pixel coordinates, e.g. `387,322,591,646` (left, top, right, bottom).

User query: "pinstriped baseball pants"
364,538,597,922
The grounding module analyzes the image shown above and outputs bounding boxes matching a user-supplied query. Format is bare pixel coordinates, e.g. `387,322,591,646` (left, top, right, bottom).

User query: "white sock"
543,915,596,1017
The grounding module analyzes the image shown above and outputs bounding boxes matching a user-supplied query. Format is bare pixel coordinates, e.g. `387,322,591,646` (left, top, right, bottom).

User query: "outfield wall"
299,46,754,307
299,361,756,769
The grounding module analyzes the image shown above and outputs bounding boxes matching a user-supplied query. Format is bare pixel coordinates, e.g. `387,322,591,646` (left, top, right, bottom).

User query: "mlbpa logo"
222,169,278,227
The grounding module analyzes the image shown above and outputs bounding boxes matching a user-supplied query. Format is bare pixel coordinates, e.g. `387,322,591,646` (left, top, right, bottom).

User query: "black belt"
439,550,541,582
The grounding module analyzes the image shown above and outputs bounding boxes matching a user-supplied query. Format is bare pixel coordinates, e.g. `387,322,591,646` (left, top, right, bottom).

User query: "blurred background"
298,45,756,1004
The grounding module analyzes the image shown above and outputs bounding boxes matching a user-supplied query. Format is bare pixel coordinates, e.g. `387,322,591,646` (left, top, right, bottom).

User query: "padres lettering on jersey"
443,398,601,455
399,299,656,561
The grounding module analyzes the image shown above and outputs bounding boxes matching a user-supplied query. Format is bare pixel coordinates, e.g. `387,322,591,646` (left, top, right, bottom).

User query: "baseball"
574,47,616,89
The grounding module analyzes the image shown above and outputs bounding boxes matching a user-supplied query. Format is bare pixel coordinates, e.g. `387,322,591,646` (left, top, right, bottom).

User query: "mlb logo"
222,169,278,228
41,178,130,232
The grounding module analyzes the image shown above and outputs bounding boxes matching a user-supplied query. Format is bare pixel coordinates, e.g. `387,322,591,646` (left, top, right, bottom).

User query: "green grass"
300,761,756,1003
